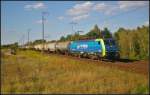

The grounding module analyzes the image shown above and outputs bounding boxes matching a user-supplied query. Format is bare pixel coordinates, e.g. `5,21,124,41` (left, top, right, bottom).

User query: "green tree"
101,27,112,39
32,39,46,45
86,24,102,38
114,25,149,60
60,36,66,41
66,34,73,41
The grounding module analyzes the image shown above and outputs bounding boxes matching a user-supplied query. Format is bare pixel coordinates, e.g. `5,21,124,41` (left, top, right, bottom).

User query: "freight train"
22,38,120,60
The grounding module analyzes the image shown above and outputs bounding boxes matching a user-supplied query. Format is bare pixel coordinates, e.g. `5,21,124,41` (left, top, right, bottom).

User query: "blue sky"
1,1,149,45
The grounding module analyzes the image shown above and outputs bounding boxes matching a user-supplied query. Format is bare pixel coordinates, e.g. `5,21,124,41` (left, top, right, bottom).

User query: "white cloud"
93,1,148,15
24,2,46,10
36,19,48,24
105,6,119,15
118,1,148,10
67,1,93,16
66,1,93,21
93,3,119,15
72,14,89,21
93,3,107,11
66,1,148,21
58,16,64,20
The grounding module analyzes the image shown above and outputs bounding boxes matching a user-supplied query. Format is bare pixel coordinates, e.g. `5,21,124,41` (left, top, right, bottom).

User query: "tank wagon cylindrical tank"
43,43,48,51
38,44,43,51
34,44,39,50
55,41,71,54
47,42,57,52
34,44,48,51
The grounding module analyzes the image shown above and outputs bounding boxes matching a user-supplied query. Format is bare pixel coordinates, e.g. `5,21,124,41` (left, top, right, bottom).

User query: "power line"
97,5,148,31
101,6,148,24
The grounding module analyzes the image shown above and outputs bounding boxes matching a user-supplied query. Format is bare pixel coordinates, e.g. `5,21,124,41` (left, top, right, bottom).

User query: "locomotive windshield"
104,39,116,45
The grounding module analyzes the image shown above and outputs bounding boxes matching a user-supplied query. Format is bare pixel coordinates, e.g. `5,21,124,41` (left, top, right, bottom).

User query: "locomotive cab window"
98,41,100,45
104,40,109,45
110,40,116,45
104,39,116,45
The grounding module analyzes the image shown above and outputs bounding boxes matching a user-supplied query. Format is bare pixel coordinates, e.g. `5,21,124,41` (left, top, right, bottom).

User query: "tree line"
114,25,149,60
1,42,18,49
59,24,112,41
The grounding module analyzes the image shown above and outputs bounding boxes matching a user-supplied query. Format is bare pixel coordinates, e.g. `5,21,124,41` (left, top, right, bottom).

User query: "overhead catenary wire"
100,5,148,26
93,5,149,35
70,21,78,33
66,5,148,38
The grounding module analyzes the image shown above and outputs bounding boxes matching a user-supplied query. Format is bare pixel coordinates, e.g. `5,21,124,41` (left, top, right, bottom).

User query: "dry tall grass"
1,50,149,94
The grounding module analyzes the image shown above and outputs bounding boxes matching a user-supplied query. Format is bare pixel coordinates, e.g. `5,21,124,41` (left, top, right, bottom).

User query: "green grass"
1,50,149,94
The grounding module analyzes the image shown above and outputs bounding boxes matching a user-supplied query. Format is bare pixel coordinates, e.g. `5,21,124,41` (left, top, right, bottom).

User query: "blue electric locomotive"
68,38,119,59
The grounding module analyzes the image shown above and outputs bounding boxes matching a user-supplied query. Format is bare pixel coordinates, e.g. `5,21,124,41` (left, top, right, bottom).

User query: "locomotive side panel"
68,39,103,56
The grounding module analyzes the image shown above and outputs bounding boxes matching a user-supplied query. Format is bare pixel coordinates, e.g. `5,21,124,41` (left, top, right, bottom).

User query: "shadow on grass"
102,58,139,63
117,58,139,63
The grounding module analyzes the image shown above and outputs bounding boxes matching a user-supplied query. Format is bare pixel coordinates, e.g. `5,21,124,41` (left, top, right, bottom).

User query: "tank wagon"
34,44,40,50
55,41,71,54
34,44,43,50
47,42,57,52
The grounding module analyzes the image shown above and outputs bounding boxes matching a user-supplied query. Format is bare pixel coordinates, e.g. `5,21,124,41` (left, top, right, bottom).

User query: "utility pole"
70,21,77,40
18,34,24,48
76,30,83,40
70,21,77,33
28,29,31,46
42,12,44,53
22,34,25,47
41,11,49,53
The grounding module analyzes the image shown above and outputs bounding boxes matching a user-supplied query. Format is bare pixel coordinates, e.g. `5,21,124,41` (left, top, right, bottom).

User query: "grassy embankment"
1,49,149,94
